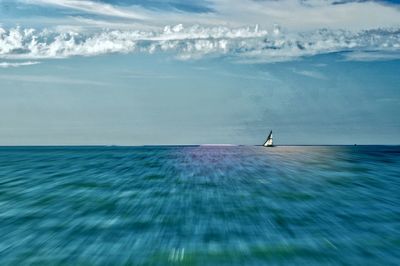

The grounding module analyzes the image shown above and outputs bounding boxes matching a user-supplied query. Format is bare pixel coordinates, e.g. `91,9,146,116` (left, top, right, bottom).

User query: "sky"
0,0,399,145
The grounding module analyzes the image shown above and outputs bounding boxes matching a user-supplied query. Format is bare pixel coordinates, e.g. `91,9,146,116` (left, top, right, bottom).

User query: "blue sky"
0,0,400,145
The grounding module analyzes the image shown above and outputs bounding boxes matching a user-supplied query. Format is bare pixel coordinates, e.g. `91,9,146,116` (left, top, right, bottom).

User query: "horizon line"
0,144,398,147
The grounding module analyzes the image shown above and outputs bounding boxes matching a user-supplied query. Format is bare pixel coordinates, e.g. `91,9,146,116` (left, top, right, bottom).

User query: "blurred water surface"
0,145,399,265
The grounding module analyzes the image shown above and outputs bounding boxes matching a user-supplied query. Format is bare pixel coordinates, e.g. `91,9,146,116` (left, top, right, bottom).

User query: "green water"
0,146,399,265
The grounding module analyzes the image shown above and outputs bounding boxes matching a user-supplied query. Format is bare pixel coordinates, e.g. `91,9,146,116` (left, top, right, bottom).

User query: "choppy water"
0,146,399,265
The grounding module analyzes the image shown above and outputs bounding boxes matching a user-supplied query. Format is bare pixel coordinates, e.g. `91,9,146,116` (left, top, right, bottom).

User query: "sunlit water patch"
0,146,399,265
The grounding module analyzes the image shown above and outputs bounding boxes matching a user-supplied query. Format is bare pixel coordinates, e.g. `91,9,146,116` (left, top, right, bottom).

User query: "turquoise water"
0,146,399,265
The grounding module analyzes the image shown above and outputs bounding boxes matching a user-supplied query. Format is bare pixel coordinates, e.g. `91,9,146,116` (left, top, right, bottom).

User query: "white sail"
263,131,273,147
265,135,273,146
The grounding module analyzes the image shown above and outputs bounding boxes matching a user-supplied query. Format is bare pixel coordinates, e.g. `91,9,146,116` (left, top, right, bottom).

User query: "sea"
0,145,399,265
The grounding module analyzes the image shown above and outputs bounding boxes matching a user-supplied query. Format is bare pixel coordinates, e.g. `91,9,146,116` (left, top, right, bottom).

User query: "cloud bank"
0,25,399,62
1,0,399,62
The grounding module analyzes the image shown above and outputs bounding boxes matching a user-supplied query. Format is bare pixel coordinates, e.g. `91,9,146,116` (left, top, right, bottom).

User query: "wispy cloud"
210,0,400,30
124,71,180,79
0,61,40,68
20,0,400,31
216,71,277,81
343,51,400,61
24,0,150,20
0,74,108,85
293,69,327,79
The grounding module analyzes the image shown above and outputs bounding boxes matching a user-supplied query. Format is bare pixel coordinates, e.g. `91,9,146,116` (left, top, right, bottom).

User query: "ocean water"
0,145,399,265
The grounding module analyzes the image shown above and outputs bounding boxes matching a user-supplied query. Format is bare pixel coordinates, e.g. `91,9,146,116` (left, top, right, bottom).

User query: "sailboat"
263,130,273,147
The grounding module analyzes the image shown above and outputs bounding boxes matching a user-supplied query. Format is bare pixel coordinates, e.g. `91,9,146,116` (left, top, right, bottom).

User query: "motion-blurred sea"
0,146,399,265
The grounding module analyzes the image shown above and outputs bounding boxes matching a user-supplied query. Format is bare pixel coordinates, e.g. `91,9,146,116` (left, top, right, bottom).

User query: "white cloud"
3,1,400,63
0,25,399,62
0,61,40,68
